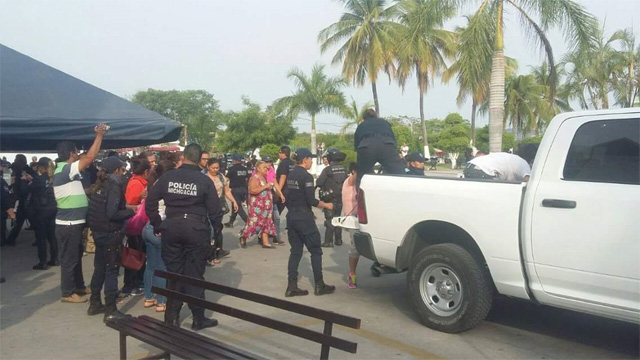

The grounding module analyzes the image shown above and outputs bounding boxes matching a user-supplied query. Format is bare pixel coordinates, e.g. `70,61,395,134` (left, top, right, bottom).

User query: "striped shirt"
54,161,88,225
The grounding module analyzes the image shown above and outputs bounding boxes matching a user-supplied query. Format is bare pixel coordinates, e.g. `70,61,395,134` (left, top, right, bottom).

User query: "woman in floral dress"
239,161,285,249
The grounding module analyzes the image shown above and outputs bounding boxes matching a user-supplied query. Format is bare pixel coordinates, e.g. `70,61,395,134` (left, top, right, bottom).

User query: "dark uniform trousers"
161,217,210,318
34,214,58,264
323,203,343,244
90,231,123,306
356,142,406,185
287,217,323,282
228,187,248,223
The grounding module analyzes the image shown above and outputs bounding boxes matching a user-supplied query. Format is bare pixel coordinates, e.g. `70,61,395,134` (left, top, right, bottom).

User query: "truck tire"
407,243,493,333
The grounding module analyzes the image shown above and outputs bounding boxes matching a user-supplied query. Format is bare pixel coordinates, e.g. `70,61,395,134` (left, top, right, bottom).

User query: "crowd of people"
0,109,536,327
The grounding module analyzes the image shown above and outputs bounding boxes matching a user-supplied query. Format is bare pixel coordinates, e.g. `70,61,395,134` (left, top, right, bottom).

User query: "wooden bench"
106,270,361,360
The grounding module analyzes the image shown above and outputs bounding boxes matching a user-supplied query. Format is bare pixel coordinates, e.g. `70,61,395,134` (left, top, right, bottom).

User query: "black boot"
335,238,343,246
223,221,234,228
103,303,129,323
314,279,336,296
320,241,333,248
164,305,181,327
87,294,105,316
191,316,219,331
285,279,309,297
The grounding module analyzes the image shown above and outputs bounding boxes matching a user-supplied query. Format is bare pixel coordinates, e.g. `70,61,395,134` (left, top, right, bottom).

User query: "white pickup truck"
337,108,640,333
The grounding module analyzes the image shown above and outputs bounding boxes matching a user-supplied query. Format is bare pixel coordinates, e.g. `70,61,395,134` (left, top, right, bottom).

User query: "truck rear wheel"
407,243,493,333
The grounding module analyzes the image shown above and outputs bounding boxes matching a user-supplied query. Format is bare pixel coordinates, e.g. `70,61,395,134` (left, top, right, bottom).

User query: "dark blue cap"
262,156,273,162
101,156,126,173
406,152,425,162
295,148,316,159
231,154,243,161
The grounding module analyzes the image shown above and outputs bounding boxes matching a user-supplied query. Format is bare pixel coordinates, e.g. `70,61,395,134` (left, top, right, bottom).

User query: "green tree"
318,0,400,114
563,24,628,110
529,61,572,131
131,89,221,150
275,64,347,156
443,18,518,145
434,113,470,169
611,29,640,107
504,74,547,140
459,0,596,153
396,0,456,157
340,97,373,136
216,98,295,153
260,144,280,160
475,125,515,154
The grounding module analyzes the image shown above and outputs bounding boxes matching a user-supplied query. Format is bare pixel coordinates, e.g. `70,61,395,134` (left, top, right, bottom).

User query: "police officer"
405,152,426,176
354,108,405,185
316,150,348,247
146,144,221,331
224,154,249,228
285,148,335,297
86,156,135,322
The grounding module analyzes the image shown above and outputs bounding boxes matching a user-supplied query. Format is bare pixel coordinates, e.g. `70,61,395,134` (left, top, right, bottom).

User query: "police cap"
295,148,317,159
102,156,126,173
406,152,425,163
231,154,243,161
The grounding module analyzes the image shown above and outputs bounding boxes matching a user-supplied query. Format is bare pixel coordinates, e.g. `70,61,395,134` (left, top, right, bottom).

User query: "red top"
125,174,148,205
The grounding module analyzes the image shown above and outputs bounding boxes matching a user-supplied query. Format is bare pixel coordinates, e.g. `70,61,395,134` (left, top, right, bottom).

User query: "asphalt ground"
1,208,638,360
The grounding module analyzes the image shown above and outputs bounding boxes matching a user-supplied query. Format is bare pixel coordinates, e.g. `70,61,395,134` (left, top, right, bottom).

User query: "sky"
1,0,639,134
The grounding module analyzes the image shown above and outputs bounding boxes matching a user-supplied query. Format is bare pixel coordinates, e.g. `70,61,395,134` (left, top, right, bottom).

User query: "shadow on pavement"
486,296,640,358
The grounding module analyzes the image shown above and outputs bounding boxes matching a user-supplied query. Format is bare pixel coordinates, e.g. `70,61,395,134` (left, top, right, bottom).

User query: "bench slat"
137,316,266,360
154,270,361,329
106,318,212,360
153,287,358,354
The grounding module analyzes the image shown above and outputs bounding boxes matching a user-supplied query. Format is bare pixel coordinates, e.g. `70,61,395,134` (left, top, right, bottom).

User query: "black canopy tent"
0,45,182,151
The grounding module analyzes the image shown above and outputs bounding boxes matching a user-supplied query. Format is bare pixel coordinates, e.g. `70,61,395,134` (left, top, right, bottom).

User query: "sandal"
239,236,247,248
207,260,217,267
213,258,221,265
144,299,157,308
155,304,166,312
261,243,277,249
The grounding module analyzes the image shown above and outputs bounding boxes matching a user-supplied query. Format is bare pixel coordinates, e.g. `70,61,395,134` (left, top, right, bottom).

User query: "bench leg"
120,332,127,360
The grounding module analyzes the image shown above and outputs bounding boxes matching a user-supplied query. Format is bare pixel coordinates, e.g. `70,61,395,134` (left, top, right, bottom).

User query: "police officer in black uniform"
284,148,336,297
146,144,221,330
86,156,135,322
405,152,426,176
224,154,249,228
316,150,348,247
354,108,405,185
276,146,295,214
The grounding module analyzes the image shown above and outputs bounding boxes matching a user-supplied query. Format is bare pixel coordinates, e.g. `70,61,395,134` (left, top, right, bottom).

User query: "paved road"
1,210,638,359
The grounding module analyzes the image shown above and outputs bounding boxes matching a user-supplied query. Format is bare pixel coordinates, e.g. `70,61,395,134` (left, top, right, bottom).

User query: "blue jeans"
142,223,167,304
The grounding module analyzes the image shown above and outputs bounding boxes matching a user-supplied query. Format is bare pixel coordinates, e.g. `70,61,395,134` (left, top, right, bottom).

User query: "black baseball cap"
102,156,126,173
37,157,52,167
406,152,425,162
262,156,273,163
295,148,317,159
231,154,243,161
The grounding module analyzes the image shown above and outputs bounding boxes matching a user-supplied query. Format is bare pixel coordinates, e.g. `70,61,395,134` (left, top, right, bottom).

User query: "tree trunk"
602,84,609,109
311,113,317,156
419,87,430,158
489,4,505,153
450,152,459,169
470,100,477,145
372,82,380,115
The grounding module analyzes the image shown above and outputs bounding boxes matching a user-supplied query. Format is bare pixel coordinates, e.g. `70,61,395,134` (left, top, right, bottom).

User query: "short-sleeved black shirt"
285,165,319,221
226,164,250,189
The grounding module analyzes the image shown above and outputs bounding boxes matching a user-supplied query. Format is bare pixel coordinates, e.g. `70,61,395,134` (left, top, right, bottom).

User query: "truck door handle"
542,199,577,209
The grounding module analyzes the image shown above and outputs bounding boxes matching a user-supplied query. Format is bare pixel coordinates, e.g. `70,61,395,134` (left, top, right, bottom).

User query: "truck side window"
563,118,639,185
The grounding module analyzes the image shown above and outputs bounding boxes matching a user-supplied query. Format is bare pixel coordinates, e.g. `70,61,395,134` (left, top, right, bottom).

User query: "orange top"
125,174,148,205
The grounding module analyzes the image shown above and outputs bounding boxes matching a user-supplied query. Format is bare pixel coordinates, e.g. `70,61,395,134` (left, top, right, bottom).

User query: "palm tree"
563,24,627,110
529,62,572,131
318,0,400,114
275,64,347,155
611,29,640,108
460,0,596,153
396,0,457,157
443,18,519,145
340,97,374,137
504,74,547,140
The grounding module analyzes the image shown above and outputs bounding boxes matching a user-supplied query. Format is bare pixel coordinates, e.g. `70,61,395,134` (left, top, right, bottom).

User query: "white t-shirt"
468,153,531,182
401,145,409,157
